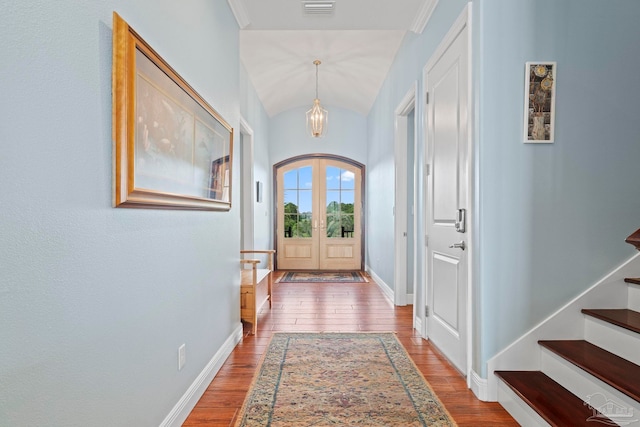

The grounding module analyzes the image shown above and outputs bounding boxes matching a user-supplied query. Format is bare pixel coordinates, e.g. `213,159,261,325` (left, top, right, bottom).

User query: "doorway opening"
394,84,418,311
239,117,254,252
274,154,365,271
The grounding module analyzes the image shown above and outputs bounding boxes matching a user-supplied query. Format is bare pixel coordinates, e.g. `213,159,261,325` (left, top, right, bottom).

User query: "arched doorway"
274,154,365,270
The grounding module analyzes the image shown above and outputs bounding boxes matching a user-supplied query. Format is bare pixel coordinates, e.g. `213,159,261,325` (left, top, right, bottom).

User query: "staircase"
495,228,640,426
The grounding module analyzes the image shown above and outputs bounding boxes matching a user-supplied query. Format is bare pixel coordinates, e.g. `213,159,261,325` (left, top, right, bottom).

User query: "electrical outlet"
178,344,186,371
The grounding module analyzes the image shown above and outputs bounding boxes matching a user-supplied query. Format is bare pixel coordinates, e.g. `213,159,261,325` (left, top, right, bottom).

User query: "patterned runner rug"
234,333,456,426
277,271,368,283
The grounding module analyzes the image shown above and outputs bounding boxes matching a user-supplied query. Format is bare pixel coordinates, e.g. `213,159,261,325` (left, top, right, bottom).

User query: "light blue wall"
475,0,640,375
240,64,272,251
368,0,640,379
0,1,266,425
366,0,468,299
269,106,368,166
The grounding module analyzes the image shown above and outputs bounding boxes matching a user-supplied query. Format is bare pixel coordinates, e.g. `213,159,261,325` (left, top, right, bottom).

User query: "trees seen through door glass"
325,166,355,238
283,166,313,238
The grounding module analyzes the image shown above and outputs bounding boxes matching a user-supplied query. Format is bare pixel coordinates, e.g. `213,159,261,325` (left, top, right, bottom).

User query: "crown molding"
227,0,251,29
409,0,439,34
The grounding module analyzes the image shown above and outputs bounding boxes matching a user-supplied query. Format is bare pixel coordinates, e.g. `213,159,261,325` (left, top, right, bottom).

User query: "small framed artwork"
112,12,234,210
523,62,556,143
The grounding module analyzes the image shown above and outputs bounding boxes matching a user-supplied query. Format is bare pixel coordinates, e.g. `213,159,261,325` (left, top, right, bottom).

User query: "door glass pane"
284,190,297,207
284,214,296,238
282,166,313,238
283,170,297,189
325,167,357,239
341,190,354,209
299,166,313,189
326,214,341,238
326,191,340,214
326,166,341,189
298,212,312,238
340,170,355,190
299,190,312,214
342,215,354,237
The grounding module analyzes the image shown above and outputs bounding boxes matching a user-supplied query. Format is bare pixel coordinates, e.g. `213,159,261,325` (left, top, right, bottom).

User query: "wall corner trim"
470,370,489,401
160,323,244,427
227,0,251,29
414,316,423,334
366,265,394,303
409,0,439,34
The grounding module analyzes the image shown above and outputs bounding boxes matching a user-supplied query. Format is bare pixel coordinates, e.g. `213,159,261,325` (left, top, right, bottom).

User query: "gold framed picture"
112,12,233,210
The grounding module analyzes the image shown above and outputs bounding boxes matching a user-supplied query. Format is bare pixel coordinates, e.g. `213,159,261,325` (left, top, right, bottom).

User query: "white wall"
0,1,265,425
269,106,368,166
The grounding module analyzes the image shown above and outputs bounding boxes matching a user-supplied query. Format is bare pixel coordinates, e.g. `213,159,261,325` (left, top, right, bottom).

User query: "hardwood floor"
183,272,517,426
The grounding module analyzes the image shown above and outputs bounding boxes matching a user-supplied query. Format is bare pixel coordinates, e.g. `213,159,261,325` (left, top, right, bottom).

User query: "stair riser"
541,349,640,418
497,380,551,427
629,284,640,312
584,316,640,366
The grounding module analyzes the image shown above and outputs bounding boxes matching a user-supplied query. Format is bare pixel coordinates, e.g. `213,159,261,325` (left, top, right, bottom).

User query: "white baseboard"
486,252,640,401
366,265,394,303
470,370,488,401
414,316,422,334
160,323,244,427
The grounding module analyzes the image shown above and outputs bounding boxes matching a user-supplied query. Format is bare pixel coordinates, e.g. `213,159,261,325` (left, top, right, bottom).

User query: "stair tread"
539,340,640,402
495,370,613,426
626,228,640,250
582,308,640,334
625,277,640,285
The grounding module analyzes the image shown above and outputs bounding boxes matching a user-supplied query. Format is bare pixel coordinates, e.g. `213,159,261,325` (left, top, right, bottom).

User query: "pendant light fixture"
306,59,328,138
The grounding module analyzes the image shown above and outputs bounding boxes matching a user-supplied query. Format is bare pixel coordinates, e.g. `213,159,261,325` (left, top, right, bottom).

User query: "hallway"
183,272,517,426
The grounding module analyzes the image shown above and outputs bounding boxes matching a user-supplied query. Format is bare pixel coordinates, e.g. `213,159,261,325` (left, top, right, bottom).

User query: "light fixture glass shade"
306,98,328,138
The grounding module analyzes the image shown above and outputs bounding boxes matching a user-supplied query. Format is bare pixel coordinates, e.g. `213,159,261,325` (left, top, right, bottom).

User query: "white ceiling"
230,0,438,117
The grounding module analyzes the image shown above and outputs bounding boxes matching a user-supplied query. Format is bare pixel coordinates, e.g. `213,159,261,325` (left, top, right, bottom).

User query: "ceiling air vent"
302,1,335,15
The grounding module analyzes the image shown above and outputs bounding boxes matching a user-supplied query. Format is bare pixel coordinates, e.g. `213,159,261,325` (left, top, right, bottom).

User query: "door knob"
449,241,466,250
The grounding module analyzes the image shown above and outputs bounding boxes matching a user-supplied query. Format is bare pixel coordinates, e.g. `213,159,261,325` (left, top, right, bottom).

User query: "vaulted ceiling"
228,0,438,116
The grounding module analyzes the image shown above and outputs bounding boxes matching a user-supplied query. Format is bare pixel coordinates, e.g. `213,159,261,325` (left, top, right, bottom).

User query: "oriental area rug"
277,271,368,283
233,333,456,427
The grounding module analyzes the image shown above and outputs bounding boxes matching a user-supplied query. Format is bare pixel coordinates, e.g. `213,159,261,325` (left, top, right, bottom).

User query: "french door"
276,157,362,270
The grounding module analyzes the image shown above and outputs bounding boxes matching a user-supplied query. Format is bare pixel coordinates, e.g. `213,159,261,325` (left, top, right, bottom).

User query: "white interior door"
425,22,469,374
276,158,362,270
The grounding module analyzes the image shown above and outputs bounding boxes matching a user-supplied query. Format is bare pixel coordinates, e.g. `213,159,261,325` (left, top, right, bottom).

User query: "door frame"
421,3,474,385
273,153,366,271
394,83,418,308
239,116,254,252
